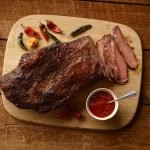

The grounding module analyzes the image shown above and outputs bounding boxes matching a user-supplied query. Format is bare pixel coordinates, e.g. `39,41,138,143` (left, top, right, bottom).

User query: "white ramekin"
86,88,119,120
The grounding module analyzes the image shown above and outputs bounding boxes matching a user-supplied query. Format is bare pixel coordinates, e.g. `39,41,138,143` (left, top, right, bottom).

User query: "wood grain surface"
0,0,150,149
0,0,150,49
2,15,142,130
81,0,150,5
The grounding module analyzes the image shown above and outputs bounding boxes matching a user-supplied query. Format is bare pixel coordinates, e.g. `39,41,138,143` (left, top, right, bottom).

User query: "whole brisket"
0,36,101,112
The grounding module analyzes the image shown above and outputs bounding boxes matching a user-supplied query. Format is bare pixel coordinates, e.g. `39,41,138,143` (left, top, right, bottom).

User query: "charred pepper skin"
39,22,49,41
21,24,41,39
67,24,92,38
46,20,63,34
17,32,28,50
46,31,60,44
39,22,60,43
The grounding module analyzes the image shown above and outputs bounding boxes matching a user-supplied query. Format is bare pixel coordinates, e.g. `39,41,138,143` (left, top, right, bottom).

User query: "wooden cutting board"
2,15,142,130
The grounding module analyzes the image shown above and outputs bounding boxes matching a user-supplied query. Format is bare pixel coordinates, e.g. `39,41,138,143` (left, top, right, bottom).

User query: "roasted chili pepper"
67,24,92,38
46,31,60,44
17,32,28,50
39,22,49,41
21,24,41,39
39,22,60,43
46,20,62,33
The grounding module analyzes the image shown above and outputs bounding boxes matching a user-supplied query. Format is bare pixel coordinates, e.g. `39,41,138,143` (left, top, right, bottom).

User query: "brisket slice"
113,26,138,69
0,36,101,112
96,34,128,84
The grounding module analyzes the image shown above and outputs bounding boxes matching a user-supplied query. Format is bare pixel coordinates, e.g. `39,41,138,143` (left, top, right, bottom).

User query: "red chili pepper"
46,20,62,33
56,112,71,120
21,24,41,39
56,110,85,121
73,112,82,119
39,22,49,41
73,111,86,121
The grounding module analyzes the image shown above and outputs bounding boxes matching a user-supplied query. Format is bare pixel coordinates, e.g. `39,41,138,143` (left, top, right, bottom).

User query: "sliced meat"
113,40,128,84
102,34,119,81
96,36,107,77
113,26,138,69
96,34,128,84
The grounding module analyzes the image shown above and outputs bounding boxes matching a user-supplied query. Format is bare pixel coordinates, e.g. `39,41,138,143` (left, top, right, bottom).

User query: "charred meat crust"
0,36,101,112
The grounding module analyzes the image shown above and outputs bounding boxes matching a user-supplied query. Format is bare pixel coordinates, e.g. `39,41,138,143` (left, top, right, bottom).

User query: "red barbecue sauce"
89,91,115,118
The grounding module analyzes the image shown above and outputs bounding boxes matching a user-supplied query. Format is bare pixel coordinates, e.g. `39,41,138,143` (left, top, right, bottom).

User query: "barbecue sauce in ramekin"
89,91,115,118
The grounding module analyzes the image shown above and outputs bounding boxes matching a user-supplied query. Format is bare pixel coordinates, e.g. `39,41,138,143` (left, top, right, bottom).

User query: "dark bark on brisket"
0,36,101,112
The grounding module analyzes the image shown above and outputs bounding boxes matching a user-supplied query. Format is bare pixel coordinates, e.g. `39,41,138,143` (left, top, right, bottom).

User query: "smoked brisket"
0,36,101,112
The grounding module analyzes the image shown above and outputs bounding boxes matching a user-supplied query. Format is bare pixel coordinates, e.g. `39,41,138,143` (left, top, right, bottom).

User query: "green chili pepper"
67,24,92,38
17,32,28,50
45,29,60,44
39,22,60,44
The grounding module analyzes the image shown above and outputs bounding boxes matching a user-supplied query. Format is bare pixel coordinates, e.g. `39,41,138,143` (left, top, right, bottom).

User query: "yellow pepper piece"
29,37,38,48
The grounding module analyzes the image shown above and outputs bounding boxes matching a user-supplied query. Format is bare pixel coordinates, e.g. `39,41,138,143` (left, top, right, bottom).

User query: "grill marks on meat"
0,36,101,112
113,26,138,69
96,34,128,84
